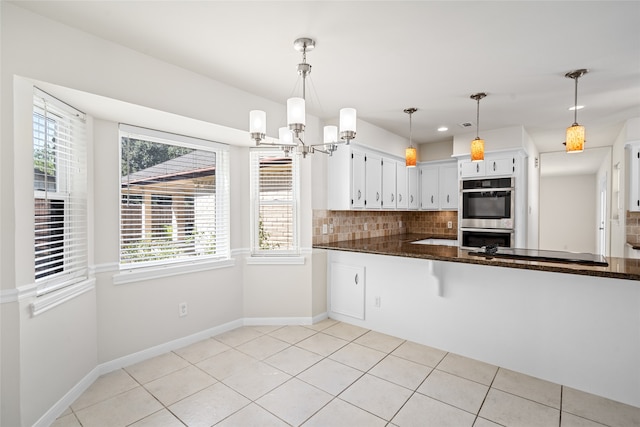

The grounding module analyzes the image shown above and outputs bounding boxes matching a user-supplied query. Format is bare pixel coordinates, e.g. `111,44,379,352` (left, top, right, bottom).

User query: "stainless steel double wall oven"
460,177,515,248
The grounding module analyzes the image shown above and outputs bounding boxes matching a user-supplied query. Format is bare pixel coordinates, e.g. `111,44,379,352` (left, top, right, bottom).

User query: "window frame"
250,148,300,256
32,89,88,297
118,124,230,271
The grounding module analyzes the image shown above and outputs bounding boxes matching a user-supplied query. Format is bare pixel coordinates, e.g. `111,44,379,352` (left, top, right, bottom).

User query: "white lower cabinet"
330,262,365,320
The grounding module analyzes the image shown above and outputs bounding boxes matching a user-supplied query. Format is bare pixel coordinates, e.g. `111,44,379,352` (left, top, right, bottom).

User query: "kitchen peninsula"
314,234,640,408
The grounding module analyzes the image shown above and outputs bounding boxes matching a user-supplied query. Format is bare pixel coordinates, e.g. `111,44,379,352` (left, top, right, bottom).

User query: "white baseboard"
35,314,328,426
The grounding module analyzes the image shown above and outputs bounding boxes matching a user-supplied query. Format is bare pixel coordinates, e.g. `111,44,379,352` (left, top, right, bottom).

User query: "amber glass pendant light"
404,108,418,167
565,69,588,153
470,93,487,162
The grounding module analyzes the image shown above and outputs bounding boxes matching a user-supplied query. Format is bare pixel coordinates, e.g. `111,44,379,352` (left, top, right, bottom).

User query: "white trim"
1,283,38,304
98,319,243,373
246,256,305,265
113,258,236,285
119,123,229,151
231,248,250,257
90,262,119,275
33,318,243,427
30,278,95,317
32,314,330,426
0,289,19,304
33,366,100,427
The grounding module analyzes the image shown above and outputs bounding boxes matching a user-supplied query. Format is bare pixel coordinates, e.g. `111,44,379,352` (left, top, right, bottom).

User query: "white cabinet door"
396,161,408,209
439,163,458,210
486,157,515,176
420,166,439,210
352,151,366,209
366,153,382,209
408,167,419,209
460,160,485,178
628,142,640,211
330,263,365,320
382,157,397,209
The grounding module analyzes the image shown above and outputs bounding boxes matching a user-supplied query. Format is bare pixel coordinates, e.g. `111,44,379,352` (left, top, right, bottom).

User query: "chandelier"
249,38,357,157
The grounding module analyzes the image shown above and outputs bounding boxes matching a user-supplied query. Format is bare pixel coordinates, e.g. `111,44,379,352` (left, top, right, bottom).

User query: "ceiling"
11,1,640,154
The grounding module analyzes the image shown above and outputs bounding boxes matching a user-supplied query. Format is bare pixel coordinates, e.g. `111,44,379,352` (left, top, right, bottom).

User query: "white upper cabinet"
382,157,397,209
396,160,408,209
486,157,516,176
327,144,460,212
626,141,640,211
407,167,419,209
352,150,366,209
459,153,518,179
419,160,458,211
419,166,439,210
365,152,382,209
460,160,485,178
439,163,458,210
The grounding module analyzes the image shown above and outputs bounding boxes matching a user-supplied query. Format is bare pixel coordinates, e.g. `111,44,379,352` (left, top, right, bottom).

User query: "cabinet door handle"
410,195,414,203
493,161,496,171
447,194,450,203
391,193,394,202
431,195,434,203
476,163,479,173
354,274,359,285
376,192,380,201
358,190,362,200
398,194,402,202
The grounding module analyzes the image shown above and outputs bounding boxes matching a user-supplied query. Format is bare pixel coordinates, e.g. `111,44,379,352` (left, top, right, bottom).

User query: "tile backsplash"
313,210,458,245
626,211,640,245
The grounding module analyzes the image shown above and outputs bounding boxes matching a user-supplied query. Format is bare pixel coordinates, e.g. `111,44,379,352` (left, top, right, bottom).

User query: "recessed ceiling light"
437,126,448,132
568,105,585,111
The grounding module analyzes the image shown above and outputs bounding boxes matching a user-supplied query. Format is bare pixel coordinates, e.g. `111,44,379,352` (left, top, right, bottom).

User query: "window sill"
113,258,236,285
246,256,305,265
31,278,96,317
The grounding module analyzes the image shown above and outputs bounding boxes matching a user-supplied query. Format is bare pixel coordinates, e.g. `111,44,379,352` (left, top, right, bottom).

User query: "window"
33,89,88,294
250,149,299,255
119,125,229,268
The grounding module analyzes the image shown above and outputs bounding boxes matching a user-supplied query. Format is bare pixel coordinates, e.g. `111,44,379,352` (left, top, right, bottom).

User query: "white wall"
419,139,454,162
0,4,410,424
453,126,527,156
540,174,597,253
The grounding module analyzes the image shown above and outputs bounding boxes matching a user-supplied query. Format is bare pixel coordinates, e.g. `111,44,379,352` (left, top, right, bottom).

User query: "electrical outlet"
179,302,188,317
374,296,381,308
364,223,368,231
329,223,334,233
399,221,403,228
447,221,453,229
322,224,328,234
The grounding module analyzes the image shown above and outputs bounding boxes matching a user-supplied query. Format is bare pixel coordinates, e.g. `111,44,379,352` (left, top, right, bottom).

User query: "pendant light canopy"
404,108,418,167
565,69,588,153
470,93,487,162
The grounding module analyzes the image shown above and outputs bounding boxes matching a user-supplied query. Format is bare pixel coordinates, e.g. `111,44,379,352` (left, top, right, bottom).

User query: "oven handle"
460,227,514,233
461,187,513,193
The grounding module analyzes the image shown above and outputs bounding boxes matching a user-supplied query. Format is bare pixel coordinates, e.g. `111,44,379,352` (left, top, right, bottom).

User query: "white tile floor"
53,319,640,427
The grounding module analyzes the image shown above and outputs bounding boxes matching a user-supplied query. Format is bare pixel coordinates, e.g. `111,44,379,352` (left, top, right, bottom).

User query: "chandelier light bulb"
324,125,338,144
339,108,357,133
249,110,266,134
279,127,293,145
287,97,305,127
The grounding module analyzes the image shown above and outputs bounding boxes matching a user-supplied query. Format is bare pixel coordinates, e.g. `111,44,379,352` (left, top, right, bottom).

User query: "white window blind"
250,149,299,255
119,125,229,268
33,89,88,295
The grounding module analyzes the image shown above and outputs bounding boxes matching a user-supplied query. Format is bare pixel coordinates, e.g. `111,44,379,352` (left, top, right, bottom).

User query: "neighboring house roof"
121,150,216,186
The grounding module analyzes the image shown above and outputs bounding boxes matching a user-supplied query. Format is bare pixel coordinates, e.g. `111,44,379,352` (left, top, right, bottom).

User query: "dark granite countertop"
313,233,640,281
